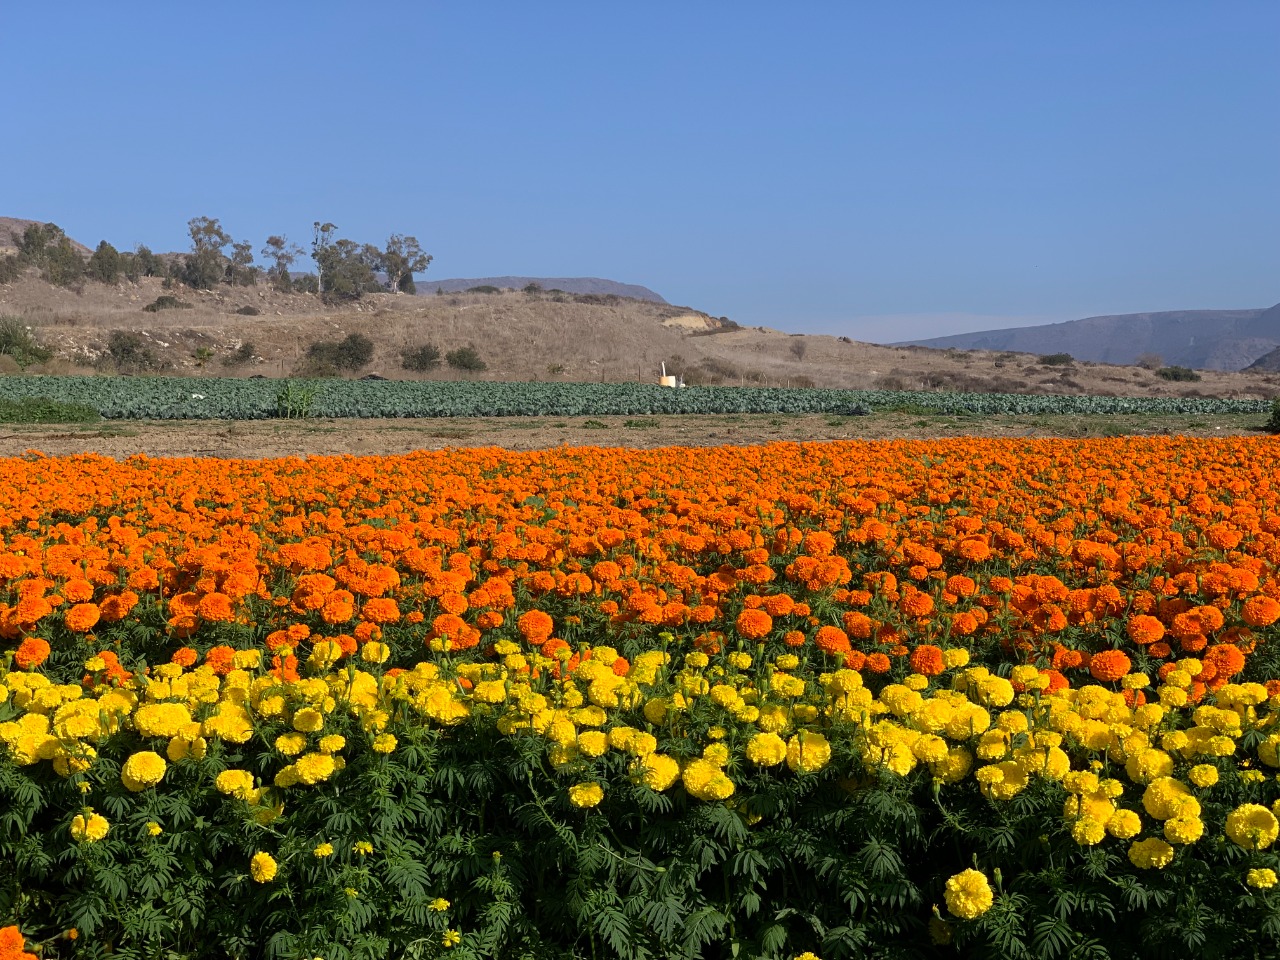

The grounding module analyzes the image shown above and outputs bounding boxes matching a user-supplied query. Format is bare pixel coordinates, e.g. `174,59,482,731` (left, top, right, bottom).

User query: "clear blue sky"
3,2,1276,341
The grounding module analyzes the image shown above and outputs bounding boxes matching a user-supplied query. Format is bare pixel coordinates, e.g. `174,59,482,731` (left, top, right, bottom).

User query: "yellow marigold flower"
1247,869,1278,889
473,680,508,704
371,733,397,754
430,897,451,912
353,841,373,856
727,652,752,669
1071,818,1107,846
943,869,994,920
313,842,334,857
215,769,256,800
1106,809,1142,840
70,811,109,843
636,754,680,792
684,652,709,669
318,734,346,754
292,707,324,733
794,953,822,960
275,733,307,757
1127,837,1175,869
568,782,604,808
577,730,608,757
360,641,391,664
1188,764,1218,788
1225,804,1279,851
942,648,970,669
120,751,167,792
442,929,462,949
1163,816,1204,845
294,753,337,786
786,731,832,775
250,851,277,883
703,742,730,766
146,821,162,836
232,649,261,670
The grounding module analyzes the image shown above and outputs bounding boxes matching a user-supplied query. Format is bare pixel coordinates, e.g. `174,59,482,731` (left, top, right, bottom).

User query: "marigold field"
3,437,1280,960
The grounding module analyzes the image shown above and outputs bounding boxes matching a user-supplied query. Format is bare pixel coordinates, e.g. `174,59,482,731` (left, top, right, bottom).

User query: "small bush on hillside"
306,333,374,373
465,285,501,294
0,316,53,367
293,274,320,294
235,305,261,316
143,295,192,313
1135,352,1163,370
1038,352,1074,366
106,330,161,372
401,343,442,372
0,255,22,284
1156,365,1201,382
223,342,256,368
522,282,542,295
446,345,487,371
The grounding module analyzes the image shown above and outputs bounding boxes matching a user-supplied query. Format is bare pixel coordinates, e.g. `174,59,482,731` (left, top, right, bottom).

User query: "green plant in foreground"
0,316,53,368
0,397,100,424
275,380,319,418
1267,398,1280,434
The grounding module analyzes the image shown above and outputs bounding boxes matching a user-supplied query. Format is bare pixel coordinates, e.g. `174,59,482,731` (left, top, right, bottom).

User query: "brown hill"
2,271,1279,401
0,217,94,257
419,277,667,302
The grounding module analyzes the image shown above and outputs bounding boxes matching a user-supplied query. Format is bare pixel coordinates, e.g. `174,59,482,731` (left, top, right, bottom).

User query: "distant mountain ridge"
898,305,1280,371
418,276,667,303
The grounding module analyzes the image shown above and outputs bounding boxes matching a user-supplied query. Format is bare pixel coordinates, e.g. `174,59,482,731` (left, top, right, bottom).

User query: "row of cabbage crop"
0,375,1269,420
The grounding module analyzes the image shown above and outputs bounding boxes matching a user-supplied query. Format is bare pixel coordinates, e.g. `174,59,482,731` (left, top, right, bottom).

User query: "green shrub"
465,285,501,294
306,333,375,373
1156,365,1202,382
86,240,122,284
401,343,442,372
143,295,192,313
1267,398,1280,434
0,316,52,367
235,305,261,316
446,345,487,371
106,330,162,372
1038,353,1074,366
0,396,99,423
223,342,256,368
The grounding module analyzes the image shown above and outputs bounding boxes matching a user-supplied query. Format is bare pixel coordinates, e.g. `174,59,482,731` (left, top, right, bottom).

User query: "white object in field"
661,362,667,377
659,376,677,388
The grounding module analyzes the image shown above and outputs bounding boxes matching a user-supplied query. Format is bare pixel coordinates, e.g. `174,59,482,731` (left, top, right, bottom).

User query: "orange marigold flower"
735,609,773,640
864,652,891,673
783,629,807,647
196,592,236,622
99,591,139,622
517,610,554,644
204,645,236,676
815,626,851,657
842,611,875,639
1089,650,1131,683
908,644,945,676
171,647,198,667
65,602,101,633
843,649,867,670
361,598,401,624
1126,615,1165,646
1242,595,1280,628
1203,643,1246,679
14,637,51,669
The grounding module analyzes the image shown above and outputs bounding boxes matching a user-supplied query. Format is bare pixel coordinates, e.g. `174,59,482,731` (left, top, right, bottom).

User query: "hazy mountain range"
417,276,667,302
898,304,1280,371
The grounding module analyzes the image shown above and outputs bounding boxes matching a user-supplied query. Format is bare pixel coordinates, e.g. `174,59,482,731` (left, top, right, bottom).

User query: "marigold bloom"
13,637,50,669
121,751,167,792
735,608,773,640
250,852,278,883
908,644,945,676
1225,804,1279,851
568,781,604,808
70,811,109,843
943,869,994,920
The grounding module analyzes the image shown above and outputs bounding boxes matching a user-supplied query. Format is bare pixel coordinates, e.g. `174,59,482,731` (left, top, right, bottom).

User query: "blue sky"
2,2,1276,341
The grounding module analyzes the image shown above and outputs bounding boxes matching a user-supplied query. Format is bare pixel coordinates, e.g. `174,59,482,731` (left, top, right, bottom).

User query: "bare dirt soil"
0,411,1269,460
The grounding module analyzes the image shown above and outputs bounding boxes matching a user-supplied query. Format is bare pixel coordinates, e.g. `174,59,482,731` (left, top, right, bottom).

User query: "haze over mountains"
418,277,667,303
898,304,1280,371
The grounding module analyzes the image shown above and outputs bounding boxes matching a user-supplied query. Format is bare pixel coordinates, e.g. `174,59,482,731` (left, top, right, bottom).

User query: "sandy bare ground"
0,410,1269,460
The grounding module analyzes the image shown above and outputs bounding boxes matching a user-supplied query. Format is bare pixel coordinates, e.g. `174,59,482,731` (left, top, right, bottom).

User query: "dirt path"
0,411,1267,459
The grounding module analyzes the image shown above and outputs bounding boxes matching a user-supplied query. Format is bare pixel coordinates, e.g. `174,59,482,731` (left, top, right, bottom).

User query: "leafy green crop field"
0,376,1271,420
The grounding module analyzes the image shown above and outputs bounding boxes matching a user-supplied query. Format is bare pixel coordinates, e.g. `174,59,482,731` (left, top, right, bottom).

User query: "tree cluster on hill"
0,218,433,302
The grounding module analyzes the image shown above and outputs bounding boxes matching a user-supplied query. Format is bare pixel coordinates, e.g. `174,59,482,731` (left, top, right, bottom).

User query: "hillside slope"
2,272,1278,401
899,307,1280,371
418,276,667,302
